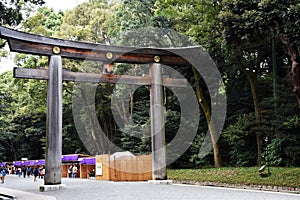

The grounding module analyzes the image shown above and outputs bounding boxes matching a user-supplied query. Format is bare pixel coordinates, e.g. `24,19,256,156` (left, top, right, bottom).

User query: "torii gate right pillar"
150,63,167,180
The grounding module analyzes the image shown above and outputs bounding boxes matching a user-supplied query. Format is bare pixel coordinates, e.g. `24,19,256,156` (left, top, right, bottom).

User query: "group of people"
17,166,45,180
2,164,82,182
32,167,44,182
0,166,45,184
68,165,78,178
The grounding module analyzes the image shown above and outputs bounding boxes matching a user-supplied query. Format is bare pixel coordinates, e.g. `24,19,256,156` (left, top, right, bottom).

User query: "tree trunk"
80,87,106,154
192,67,222,167
121,100,129,124
130,92,134,116
285,45,300,106
209,121,222,168
245,72,263,166
290,53,300,105
273,19,300,107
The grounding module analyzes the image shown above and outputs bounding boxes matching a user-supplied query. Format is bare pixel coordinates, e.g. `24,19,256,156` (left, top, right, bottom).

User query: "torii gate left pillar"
44,55,63,185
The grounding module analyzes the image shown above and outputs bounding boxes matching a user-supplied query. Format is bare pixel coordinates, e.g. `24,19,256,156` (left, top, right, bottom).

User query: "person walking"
68,165,72,178
1,168,7,183
38,167,44,179
72,165,78,178
33,168,39,182
42,167,45,179
17,167,22,177
26,167,31,177
22,166,26,178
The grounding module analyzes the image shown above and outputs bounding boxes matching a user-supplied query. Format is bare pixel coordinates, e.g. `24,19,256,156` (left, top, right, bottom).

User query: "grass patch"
167,167,300,188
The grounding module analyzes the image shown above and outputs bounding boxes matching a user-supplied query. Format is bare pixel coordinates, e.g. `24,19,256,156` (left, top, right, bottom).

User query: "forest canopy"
0,0,299,168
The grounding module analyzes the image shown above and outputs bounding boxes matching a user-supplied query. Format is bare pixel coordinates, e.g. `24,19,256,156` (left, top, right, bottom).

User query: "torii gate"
0,26,199,185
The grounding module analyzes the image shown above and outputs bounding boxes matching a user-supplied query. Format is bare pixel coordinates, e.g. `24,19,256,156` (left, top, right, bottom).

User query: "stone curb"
148,180,173,185
172,180,300,194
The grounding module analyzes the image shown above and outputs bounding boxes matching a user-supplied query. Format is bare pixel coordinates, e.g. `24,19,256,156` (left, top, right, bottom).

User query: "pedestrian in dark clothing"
22,166,26,178
33,168,39,182
39,167,44,179
27,167,31,177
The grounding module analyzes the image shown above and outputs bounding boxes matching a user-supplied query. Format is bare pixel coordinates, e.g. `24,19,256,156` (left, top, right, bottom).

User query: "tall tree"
55,0,119,154
219,0,300,165
155,0,224,167
267,1,300,107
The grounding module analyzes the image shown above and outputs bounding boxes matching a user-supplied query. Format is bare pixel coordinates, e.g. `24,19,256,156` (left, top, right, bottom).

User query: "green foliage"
188,134,211,167
277,114,300,166
62,101,89,155
0,0,299,170
283,115,300,129
0,71,46,161
262,138,283,166
155,0,223,57
108,0,158,36
0,72,15,161
119,123,151,154
114,85,151,154
57,0,116,43
23,7,64,36
223,114,257,166
219,0,269,46
0,0,45,26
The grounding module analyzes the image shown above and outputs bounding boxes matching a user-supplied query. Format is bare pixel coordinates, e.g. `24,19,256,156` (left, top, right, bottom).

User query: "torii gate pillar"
44,55,63,185
150,63,167,180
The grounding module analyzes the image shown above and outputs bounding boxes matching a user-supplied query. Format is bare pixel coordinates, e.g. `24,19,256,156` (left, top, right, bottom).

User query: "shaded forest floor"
168,167,300,191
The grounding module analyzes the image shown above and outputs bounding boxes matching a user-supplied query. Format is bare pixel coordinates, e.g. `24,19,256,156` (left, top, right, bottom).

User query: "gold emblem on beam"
154,55,161,63
106,52,113,60
52,46,61,54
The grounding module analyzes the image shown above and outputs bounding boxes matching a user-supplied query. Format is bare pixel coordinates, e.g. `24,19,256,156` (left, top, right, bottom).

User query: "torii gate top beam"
0,26,200,66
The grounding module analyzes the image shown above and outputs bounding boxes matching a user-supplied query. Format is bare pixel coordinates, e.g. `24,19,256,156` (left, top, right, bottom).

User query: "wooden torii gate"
0,26,199,185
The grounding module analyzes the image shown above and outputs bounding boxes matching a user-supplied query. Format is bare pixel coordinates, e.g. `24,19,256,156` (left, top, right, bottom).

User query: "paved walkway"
0,175,299,200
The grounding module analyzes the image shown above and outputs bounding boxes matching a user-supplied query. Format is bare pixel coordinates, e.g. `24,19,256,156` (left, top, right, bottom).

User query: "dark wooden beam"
13,67,187,87
0,26,199,66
